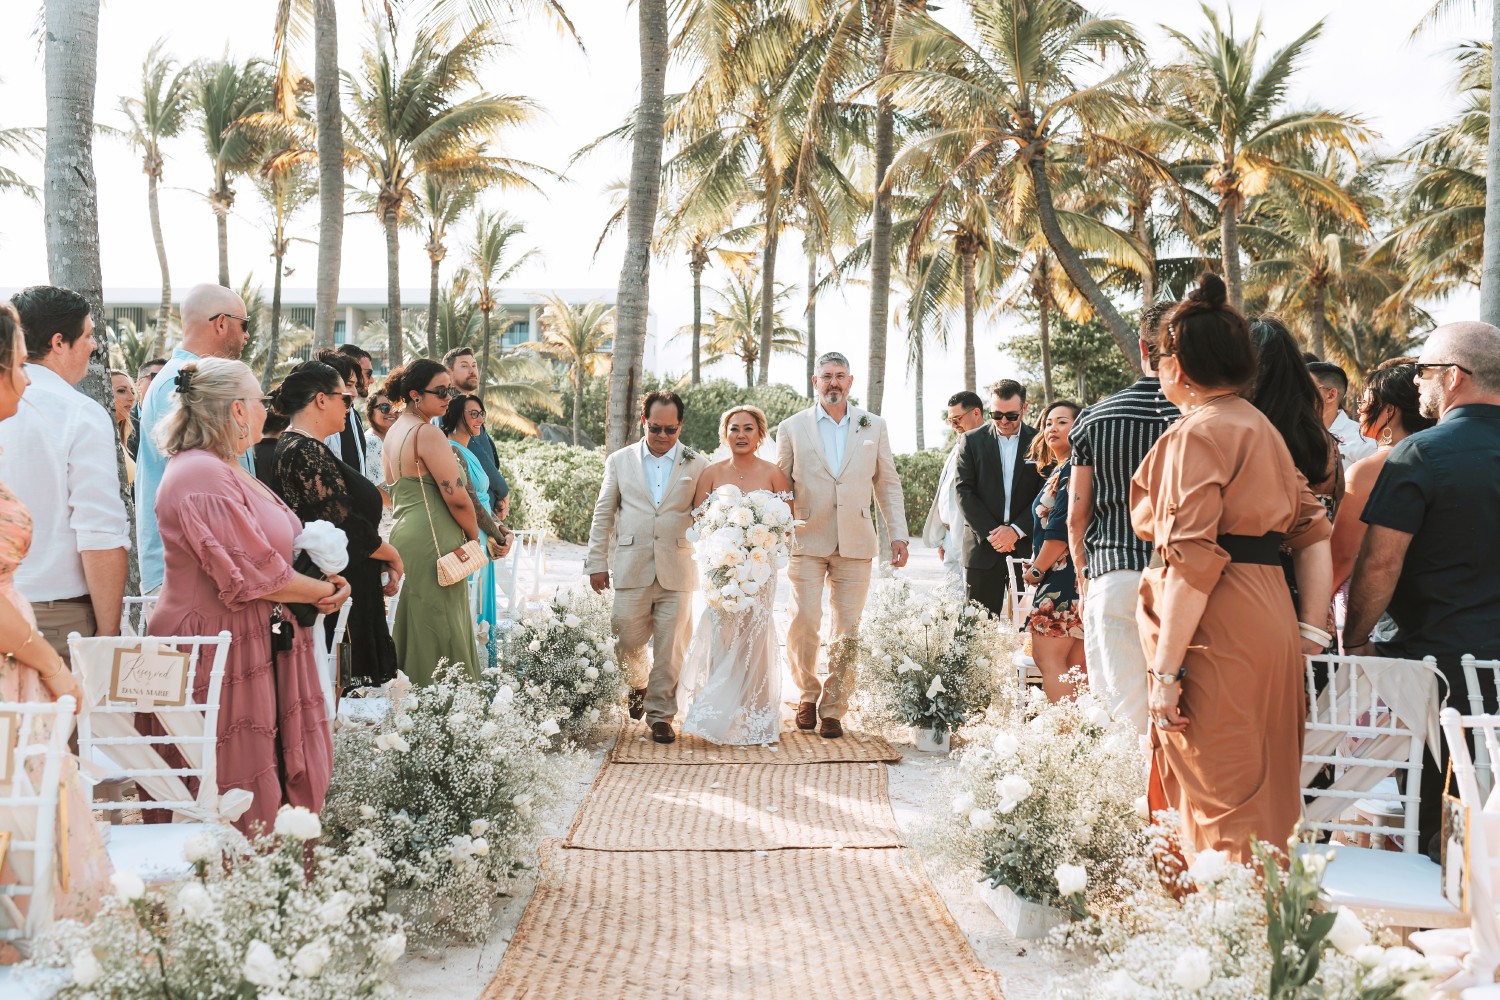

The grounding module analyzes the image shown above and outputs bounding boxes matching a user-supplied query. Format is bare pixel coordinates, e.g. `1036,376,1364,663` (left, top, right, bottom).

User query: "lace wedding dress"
677,490,785,745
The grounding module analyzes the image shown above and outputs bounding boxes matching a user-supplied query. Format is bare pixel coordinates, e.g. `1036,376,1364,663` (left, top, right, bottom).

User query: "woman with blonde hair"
677,405,794,745
109,368,136,485
147,356,344,835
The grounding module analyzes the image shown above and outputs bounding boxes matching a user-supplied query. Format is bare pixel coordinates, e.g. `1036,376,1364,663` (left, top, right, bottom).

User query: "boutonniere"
857,415,871,431
681,447,699,462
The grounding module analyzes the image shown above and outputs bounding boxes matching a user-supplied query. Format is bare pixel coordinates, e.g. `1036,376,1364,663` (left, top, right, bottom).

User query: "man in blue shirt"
443,346,510,518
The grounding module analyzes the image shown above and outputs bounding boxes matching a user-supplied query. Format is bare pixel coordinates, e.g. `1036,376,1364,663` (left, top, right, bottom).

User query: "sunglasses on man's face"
990,409,1022,422
647,424,681,436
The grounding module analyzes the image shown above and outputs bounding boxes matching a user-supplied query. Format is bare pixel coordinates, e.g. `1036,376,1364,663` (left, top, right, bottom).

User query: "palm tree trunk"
312,0,343,350
867,88,895,415
383,208,403,368
913,331,924,451
214,183,230,288
572,367,583,446
1133,201,1154,306
607,0,668,452
148,162,172,353
1221,195,1243,312
480,307,493,400
960,237,976,392
1038,294,1054,407
265,244,284,390
1481,0,1500,324
804,242,817,398
690,253,704,384
426,249,441,358
744,358,754,389
1027,153,1140,370
1309,282,1326,360
757,171,780,386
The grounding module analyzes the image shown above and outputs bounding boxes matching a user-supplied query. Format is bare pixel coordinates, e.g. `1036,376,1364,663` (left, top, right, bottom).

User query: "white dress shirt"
996,428,1021,524
815,405,852,474
0,364,131,601
1330,410,1377,471
936,445,964,566
641,439,679,507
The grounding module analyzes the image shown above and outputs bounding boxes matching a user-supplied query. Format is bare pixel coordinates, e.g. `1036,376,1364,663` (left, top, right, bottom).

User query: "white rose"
991,733,1019,758
951,791,976,814
471,837,490,858
539,719,561,737
479,721,498,740
1354,945,1386,968
183,832,217,865
1054,863,1087,896
564,613,582,629
274,806,323,841
176,881,214,920
72,949,103,987
588,708,601,724
528,640,541,652
315,893,351,926
742,580,762,595
917,610,933,627
492,685,516,710
584,666,599,680
576,656,591,670
1187,848,1231,887
729,507,755,528
514,792,535,817
575,641,589,655
1172,947,1212,990
967,808,997,832
359,805,377,820
1377,946,1427,975
242,940,284,988
375,931,407,965
448,712,469,731
110,870,145,901
396,714,414,732
292,939,331,979
997,774,1032,803
1327,907,1370,955
1084,706,1111,728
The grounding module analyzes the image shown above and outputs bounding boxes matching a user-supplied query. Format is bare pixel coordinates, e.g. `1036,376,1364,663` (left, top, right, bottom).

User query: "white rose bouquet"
497,586,625,742
687,485,797,616
856,579,1013,735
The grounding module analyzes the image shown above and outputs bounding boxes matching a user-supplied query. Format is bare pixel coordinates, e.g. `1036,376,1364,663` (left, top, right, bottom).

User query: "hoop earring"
1380,426,1394,446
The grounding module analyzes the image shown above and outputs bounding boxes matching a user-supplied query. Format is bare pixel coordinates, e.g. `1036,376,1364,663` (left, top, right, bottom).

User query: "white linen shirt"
1330,410,1377,471
0,364,130,601
815,405,852,474
640,439,679,507
936,444,964,566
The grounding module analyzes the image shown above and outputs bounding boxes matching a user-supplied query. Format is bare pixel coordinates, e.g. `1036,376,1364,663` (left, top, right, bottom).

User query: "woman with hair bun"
267,361,402,689
1131,273,1334,862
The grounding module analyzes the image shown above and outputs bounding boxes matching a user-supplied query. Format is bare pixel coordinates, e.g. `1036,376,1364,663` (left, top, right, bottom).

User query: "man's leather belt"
1148,531,1284,569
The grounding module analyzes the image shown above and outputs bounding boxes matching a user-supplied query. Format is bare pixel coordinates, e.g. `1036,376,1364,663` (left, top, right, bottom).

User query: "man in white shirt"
0,286,130,658
1309,360,1376,471
922,391,985,589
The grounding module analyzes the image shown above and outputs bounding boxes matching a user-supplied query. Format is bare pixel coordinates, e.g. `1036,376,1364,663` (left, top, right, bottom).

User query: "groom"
777,352,909,738
585,390,709,743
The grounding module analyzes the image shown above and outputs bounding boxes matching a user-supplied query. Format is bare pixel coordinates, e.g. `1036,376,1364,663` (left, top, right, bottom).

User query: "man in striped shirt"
1066,301,1178,733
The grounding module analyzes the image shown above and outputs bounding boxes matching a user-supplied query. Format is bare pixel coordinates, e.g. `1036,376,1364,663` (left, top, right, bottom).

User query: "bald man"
136,283,253,592
1346,321,1500,855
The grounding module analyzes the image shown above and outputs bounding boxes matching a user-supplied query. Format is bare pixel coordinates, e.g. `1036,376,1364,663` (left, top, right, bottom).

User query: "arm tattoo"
439,478,456,496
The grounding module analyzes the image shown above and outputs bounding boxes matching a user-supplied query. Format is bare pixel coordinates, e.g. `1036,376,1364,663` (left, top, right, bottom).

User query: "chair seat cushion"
105,822,207,882
1297,843,1465,928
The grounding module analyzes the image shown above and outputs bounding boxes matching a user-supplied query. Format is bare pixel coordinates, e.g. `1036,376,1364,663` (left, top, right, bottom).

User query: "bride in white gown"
677,406,793,745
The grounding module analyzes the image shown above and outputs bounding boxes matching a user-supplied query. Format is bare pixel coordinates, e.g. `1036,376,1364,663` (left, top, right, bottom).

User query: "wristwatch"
1150,666,1186,685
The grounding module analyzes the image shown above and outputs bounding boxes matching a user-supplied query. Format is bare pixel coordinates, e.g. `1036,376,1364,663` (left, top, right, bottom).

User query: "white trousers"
1082,569,1149,734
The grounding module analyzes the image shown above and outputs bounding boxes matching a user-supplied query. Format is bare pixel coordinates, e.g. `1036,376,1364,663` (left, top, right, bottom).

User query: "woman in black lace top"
268,361,402,689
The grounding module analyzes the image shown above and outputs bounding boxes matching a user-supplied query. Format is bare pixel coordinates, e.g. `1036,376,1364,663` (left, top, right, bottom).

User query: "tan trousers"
786,553,872,721
613,582,694,726
32,600,98,667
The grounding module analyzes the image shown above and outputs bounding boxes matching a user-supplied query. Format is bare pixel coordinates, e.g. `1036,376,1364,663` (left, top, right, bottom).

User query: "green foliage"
494,439,605,544
1008,311,1138,406
1255,841,1339,998
893,448,947,529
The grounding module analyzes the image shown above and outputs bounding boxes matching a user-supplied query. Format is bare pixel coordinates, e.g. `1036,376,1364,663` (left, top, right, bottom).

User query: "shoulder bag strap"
400,423,445,556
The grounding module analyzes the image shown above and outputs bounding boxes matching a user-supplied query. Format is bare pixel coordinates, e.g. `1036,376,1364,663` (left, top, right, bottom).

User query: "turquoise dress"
451,441,500,667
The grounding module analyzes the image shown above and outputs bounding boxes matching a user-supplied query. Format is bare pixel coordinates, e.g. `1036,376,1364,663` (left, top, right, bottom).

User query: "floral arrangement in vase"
321,663,580,941
686,484,796,616
496,586,625,742
24,811,404,998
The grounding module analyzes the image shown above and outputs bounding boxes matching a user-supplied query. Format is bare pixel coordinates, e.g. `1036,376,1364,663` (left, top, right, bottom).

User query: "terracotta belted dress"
1131,394,1331,861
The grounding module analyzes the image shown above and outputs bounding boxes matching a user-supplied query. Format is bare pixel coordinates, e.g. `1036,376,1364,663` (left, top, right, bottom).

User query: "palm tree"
897,249,958,450
524,296,615,446
343,23,542,369
193,56,275,288
693,273,806,388
1158,6,1373,310
466,209,539,385
121,39,192,352
0,119,41,198
253,144,318,388
412,174,478,359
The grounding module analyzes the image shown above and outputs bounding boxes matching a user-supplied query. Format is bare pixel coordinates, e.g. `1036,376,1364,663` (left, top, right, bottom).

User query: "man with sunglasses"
955,378,1043,619
314,348,368,473
137,282,253,594
922,391,986,589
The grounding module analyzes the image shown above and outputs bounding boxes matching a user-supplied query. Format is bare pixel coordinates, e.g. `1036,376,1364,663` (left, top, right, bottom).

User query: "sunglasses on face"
1415,362,1473,378
373,402,394,415
647,424,681,436
325,391,354,409
990,409,1022,422
947,410,978,427
211,312,253,334
419,386,459,399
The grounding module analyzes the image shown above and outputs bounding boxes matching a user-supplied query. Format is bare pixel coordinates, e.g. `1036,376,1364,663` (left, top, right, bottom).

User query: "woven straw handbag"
414,444,491,587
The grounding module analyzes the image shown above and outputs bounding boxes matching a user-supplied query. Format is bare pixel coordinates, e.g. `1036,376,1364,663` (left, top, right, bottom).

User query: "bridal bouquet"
687,485,797,616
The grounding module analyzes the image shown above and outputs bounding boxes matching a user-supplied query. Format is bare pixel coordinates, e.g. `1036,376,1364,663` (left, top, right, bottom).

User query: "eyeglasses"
326,391,354,409
990,409,1022,422
465,409,484,421
373,403,394,415
419,386,459,399
813,374,850,384
646,424,681,436
1415,362,1473,378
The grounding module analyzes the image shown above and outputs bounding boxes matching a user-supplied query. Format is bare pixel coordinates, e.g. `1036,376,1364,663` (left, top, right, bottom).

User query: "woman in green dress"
380,359,482,684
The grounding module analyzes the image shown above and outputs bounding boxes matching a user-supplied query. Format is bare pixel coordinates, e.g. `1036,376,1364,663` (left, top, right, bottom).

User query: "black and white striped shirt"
1068,377,1177,578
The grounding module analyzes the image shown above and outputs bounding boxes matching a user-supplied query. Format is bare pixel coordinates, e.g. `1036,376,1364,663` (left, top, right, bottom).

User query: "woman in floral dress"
1020,400,1085,702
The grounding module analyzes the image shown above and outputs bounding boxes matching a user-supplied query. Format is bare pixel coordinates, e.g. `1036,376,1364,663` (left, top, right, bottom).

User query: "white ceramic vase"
975,881,1068,939
909,725,950,754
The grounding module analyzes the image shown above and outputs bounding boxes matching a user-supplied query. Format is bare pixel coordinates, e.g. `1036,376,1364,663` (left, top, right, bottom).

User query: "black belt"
1149,531,1283,568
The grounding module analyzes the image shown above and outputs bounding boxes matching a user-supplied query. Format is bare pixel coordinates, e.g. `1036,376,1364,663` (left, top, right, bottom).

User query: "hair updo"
270,360,342,416
1361,356,1436,438
155,357,257,460
1159,273,1257,390
383,358,448,408
719,404,769,446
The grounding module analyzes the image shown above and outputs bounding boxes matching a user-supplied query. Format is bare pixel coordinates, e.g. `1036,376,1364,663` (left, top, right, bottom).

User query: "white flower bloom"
470,819,490,837
951,791,977,814
576,656,591,670
292,939,331,979
584,666,599,680
1378,946,1427,975
917,610,933,627
527,640,542,653
968,808,997,831
1187,848,1231,887
997,774,1032,803
564,613,582,629
183,832,217,865
1084,706,1111,727
492,685,516,711
539,719,561,737
991,733,1020,758
242,940,284,988
396,714,414,732
1354,945,1386,968
588,708,601,724
1172,947,1213,990
1054,863,1087,896
376,931,407,965
479,721,498,740
514,792,535,817
471,837,490,858
71,949,102,987
358,804,377,820
274,806,323,841
315,892,351,927
110,870,145,901
1326,907,1370,954
176,881,214,920
926,675,946,699
448,712,469,731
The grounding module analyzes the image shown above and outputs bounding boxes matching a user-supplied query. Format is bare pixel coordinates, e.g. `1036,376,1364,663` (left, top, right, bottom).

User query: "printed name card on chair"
108,641,190,710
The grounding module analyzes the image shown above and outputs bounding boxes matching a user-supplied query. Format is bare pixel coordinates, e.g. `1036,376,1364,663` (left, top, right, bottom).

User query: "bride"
677,405,792,745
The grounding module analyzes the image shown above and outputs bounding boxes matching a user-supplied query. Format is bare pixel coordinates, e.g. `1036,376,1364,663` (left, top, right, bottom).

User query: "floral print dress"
1025,462,1083,640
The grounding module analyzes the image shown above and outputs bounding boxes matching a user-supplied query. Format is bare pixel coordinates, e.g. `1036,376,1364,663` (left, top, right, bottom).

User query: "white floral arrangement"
321,663,581,941
686,484,796,616
855,579,1012,734
924,692,1146,910
1048,830,1434,999
24,810,404,998
496,586,626,742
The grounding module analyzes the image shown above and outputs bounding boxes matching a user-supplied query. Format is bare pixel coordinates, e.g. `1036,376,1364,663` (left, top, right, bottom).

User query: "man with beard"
442,347,509,520
1346,321,1500,856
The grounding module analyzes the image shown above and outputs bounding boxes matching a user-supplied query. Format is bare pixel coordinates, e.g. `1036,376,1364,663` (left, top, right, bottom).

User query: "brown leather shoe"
818,717,843,739
628,688,646,721
651,721,676,744
795,702,818,731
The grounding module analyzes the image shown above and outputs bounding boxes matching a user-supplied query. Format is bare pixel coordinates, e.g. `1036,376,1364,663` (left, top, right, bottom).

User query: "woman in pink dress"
148,357,347,835
0,303,110,953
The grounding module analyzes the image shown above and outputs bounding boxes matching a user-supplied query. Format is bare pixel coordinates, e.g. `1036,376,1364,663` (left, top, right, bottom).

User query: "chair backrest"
121,595,159,637
1301,653,1441,853
0,697,76,943
312,602,353,722
1439,708,1500,976
501,529,548,619
1003,555,1032,632
1460,656,1500,797
68,632,233,820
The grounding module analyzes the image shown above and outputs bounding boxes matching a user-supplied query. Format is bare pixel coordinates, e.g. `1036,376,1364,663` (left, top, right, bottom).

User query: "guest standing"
443,347,510,519
1133,275,1333,862
922,391,986,590
442,393,511,668
382,360,482,684
1019,400,1085,702
148,357,343,834
268,361,403,690
313,348,367,472
109,368,136,486
364,389,397,493
126,357,167,461
1309,360,1377,471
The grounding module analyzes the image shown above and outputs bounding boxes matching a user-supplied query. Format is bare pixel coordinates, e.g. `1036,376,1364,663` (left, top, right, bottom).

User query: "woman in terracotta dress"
149,357,347,835
0,303,110,949
1132,275,1334,862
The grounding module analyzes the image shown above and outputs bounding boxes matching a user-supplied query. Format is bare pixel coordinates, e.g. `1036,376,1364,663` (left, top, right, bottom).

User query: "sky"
0,0,1484,453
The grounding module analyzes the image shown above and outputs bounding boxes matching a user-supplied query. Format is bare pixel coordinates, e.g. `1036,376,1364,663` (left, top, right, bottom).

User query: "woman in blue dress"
1020,399,1086,703
441,394,509,670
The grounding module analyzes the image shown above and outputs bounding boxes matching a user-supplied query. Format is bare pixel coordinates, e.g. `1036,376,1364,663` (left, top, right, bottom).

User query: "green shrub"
494,439,604,544
893,448,947,528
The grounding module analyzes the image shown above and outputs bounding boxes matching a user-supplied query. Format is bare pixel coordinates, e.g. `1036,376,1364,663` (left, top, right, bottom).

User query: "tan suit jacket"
775,405,908,560
584,442,708,591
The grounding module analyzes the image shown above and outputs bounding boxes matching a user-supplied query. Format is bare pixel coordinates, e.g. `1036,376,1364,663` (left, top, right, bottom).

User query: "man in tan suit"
585,390,709,743
777,352,909,738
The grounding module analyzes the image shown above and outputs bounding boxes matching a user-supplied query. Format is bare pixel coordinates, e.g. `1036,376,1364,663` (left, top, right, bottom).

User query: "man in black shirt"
1346,320,1500,852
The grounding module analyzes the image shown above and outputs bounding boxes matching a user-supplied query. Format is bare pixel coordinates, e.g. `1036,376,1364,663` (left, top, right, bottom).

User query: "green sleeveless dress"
389,471,482,685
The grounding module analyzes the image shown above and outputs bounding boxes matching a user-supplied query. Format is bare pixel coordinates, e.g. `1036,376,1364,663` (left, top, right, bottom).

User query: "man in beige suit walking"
777,352,909,738
586,390,709,743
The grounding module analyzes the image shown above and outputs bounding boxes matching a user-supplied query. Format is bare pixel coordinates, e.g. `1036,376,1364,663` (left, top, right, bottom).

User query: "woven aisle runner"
611,718,902,764
483,723,1004,1000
